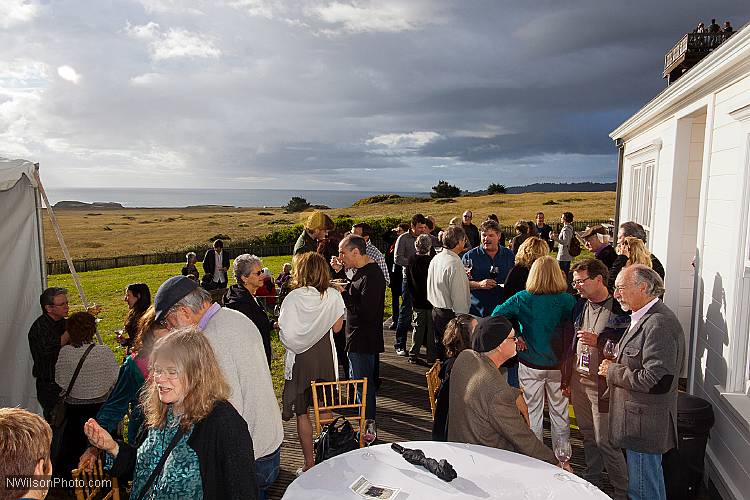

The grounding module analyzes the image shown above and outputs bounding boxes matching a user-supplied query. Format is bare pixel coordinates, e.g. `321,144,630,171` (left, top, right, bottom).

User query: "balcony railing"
663,32,733,82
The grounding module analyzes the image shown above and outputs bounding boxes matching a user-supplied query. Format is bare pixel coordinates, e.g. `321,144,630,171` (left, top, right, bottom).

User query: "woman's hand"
515,336,528,351
78,446,101,472
84,419,118,457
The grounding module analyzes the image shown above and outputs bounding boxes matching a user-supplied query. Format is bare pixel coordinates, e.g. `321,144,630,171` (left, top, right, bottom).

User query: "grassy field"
42,191,615,260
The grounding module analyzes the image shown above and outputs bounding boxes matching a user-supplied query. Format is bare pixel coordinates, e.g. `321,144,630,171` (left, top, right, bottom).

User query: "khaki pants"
518,364,569,445
570,374,628,500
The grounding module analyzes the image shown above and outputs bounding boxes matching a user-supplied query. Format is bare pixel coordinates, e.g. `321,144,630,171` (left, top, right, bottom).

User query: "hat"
304,211,334,231
471,315,514,353
154,276,199,323
580,225,608,239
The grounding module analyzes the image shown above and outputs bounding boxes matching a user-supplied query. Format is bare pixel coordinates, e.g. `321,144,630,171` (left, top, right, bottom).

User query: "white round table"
283,441,609,499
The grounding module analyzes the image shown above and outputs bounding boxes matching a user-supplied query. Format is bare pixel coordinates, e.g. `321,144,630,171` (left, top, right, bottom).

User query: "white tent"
0,158,45,412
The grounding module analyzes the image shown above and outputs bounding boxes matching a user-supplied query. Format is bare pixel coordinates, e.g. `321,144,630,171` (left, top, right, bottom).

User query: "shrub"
487,183,507,194
285,197,311,213
434,198,456,204
542,200,559,205
258,211,274,216
268,219,294,225
208,234,231,241
431,180,461,198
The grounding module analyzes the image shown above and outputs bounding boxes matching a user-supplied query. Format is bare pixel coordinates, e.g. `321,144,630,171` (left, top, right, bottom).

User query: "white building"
610,25,750,500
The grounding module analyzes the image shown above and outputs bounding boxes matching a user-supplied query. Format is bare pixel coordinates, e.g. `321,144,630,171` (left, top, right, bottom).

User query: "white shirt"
628,297,660,331
426,248,470,313
213,250,223,282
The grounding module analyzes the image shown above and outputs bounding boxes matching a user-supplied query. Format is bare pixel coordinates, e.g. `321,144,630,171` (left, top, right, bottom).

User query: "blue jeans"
255,447,280,500
626,449,666,500
558,260,571,275
394,279,412,349
348,352,377,420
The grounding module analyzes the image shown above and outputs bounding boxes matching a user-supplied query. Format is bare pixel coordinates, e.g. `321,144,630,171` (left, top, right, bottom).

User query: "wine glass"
603,339,619,360
553,437,572,478
488,265,499,281
362,419,377,460
463,258,473,275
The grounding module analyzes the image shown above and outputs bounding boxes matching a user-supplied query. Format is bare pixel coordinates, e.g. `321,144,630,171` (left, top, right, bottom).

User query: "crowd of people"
4,207,684,500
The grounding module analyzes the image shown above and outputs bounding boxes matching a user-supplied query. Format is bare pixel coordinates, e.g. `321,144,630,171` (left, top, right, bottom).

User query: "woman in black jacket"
84,327,258,500
224,254,273,367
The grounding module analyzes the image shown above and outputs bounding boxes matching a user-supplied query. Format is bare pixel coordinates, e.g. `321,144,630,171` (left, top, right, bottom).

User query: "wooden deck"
268,329,616,499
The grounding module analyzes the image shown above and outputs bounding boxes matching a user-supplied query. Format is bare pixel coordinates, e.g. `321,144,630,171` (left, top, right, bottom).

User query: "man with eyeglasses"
460,211,480,249
153,276,283,499
28,287,72,422
561,259,629,499
598,265,684,500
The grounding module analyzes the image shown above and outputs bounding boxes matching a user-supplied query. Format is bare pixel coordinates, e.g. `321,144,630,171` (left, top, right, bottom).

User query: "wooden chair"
72,457,120,500
311,378,368,447
425,360,442,417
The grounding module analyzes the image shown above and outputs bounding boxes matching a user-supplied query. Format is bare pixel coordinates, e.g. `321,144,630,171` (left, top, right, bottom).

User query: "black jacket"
223,285,273,368
594,245,618,269
607,253,665,291
432,357,457,441
109,400,258,499
342,263,386,354
405,254,433,310
202,249,230,285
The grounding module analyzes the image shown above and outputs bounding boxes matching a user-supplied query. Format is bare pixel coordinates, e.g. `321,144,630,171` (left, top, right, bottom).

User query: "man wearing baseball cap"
580,225,617,269
447,315,564,467
154,276,283,499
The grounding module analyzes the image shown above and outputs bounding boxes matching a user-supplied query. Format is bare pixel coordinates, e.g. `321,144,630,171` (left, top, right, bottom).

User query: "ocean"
44,188,428,209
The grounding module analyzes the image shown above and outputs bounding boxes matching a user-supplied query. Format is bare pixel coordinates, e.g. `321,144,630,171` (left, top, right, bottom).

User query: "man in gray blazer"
598,264,684,500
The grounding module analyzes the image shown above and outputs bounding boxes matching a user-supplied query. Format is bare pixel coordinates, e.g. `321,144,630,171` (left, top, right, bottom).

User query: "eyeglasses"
52,301,69,308
251,270,263,276
571,276,593,287
152,367,180,380
463,214,472,218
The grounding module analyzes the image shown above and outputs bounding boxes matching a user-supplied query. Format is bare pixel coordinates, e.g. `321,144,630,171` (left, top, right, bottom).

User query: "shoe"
408,356,418,364
395,348,408,357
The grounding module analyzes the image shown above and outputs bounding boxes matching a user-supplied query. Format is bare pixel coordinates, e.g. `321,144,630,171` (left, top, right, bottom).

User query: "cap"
580,225,608,239
471,315,514,353
304,211,334,231
154,276,199,323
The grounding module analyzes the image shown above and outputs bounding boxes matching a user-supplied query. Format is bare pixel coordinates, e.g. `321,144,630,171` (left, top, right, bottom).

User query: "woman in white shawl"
279,252,345,473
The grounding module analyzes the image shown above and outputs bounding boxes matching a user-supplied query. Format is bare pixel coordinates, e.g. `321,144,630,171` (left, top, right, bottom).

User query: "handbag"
313,416,359,464
49,343,96,428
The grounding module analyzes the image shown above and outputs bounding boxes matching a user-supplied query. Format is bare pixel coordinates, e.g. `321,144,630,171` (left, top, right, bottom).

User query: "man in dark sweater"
461,211,480,249
332,235,386,421
28,287,71,422
581,225,618,269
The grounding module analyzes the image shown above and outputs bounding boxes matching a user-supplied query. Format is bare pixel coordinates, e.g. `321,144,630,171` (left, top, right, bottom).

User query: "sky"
1,1,747,192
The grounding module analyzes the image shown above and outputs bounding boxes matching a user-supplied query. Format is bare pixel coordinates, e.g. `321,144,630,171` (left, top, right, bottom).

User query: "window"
629,159,656,241
624,140,661,242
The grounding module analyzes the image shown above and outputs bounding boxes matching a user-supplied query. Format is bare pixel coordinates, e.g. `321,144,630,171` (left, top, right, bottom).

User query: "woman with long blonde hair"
84,327,259,499
279,252,345,474
493,255,576,446
619,236,652,268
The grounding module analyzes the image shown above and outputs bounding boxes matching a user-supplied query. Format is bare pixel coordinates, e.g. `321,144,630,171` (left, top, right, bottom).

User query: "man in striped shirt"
352,223,390,286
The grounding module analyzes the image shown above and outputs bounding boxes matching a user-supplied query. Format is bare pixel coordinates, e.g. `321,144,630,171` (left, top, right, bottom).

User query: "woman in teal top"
493,255,575,447
84,327,258,499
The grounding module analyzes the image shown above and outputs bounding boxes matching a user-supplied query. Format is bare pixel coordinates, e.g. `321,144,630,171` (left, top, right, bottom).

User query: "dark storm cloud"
0,0,747,189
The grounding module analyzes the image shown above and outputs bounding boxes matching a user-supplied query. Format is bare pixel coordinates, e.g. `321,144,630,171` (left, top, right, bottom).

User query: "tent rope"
33,167,103,344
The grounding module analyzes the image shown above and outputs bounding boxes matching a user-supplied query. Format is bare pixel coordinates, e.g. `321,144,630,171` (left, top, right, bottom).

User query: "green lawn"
47,255,293,398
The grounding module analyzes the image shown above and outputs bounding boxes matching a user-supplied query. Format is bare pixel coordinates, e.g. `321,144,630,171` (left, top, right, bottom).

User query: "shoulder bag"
49,343,96,428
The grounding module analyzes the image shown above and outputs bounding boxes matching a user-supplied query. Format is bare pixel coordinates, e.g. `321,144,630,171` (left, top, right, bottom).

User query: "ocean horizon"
45,187,428,209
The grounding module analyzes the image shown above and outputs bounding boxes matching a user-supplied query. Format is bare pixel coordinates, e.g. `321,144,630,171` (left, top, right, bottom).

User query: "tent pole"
33,168,103,344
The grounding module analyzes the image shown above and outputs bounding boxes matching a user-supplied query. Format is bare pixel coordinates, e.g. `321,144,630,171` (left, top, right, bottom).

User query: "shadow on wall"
693,270,729,390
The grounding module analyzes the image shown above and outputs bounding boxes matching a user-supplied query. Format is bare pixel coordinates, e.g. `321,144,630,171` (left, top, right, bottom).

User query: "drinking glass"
553,436,572,479
363,419,377,446
488,265,499,281
603,339,619,360
463,258,473,273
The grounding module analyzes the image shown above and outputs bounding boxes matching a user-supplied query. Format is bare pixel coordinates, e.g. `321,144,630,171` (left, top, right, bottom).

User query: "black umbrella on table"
390,443,458,482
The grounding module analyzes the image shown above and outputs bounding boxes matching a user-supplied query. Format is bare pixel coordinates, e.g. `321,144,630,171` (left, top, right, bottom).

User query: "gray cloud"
0,0,746,190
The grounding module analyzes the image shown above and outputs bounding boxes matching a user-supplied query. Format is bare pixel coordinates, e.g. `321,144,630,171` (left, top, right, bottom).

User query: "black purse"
313,416,359,464
50,343,96,428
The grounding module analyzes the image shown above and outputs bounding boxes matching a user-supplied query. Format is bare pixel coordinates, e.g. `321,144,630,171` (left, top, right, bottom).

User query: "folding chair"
72,456,120,500
425,360,442,417
311,378,368,447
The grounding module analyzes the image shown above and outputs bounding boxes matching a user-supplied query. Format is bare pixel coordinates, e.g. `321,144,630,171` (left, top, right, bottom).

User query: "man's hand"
561,386,571,398
330,256,343,273
598,359,611,377
84,419,118,457
331,282,345,293
558,462,573,472
577,330,598,347
479,279,497,289
60,331,70,346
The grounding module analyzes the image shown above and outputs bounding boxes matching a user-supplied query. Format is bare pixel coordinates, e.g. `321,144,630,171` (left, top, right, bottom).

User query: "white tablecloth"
283,441,609,499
